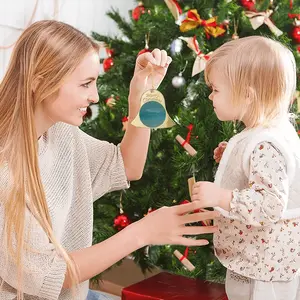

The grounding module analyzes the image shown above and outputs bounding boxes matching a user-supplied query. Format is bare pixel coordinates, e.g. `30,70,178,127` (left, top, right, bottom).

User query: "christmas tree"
81,0,300,283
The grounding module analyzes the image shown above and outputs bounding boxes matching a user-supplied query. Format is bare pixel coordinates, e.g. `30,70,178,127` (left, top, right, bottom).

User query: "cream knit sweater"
0,122,129,300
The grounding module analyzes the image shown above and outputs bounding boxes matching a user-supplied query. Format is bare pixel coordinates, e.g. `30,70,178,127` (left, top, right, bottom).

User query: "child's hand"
213,141,227,163
129,49,172,97
191,181,232,211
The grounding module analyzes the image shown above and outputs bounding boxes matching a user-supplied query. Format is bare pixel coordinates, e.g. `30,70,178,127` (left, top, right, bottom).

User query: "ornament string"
176,60,188,85
119,191,124,214
234,18,239,36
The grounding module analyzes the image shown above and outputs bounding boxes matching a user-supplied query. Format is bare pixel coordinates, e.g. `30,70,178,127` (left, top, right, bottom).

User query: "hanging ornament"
173,248,196,271
103,46,115,72
245,10,283,36
138,32,151,56
170,38,183,56
180,36,212,76
240,0,256,11
105,95,117,108
179,9,226,39
122,116,129,131
172,61,187,88
114,214,131,231
232,19,240,40
131,76,175,129
175,124,197,156
113,191,131,231
291,19,300,44
132,2,146,21
103,57,114,72
164,0,184,25
172,73,186,88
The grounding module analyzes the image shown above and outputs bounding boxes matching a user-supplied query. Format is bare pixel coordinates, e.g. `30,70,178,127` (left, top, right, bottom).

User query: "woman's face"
42,50,100,127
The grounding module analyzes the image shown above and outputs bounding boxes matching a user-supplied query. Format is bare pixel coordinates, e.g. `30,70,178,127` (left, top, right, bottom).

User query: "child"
191,36,300,300
0,20,219,300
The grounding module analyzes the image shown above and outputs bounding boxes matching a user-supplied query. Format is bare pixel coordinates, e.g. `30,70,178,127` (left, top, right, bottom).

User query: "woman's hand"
129,49,172,97
132,201,219,247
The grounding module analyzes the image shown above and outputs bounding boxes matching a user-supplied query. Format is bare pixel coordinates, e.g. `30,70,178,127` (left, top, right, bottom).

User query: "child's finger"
213,147,220,155
218,141,228,148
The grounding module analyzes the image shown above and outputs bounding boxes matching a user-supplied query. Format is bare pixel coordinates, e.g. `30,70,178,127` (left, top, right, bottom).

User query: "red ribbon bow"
181,124,193,147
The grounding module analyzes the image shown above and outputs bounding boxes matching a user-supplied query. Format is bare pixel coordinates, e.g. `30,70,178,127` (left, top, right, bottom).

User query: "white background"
0,0,136,79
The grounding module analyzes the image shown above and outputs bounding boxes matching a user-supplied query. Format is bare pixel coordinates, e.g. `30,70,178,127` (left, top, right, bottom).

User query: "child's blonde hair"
0,20,99,299
205,36,296,128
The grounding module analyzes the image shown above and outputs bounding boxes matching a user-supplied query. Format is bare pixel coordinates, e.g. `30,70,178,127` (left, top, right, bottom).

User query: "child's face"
43,50,100,126
207,65,240,122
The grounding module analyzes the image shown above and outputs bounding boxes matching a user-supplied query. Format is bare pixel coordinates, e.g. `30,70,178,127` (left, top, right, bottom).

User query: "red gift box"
122,272,228,300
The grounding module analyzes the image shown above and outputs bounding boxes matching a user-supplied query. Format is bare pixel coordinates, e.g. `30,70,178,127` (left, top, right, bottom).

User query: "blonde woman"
192,36,300,299
0,20,219,300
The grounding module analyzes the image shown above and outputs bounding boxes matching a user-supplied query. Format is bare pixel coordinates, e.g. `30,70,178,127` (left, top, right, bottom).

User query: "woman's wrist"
122,220,148,249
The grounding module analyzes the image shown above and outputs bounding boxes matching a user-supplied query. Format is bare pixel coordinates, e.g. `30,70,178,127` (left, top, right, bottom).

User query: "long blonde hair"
205,36,296,127
0,20,99,298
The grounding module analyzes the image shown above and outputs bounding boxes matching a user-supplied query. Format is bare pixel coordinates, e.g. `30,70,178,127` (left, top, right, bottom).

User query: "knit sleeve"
227,141,289,226
0,204,67,300
78,129,130,200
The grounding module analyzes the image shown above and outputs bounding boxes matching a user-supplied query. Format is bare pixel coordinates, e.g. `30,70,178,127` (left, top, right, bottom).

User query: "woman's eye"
82,81,91,88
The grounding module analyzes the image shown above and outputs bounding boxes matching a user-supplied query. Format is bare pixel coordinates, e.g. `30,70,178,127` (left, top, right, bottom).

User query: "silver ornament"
172,73,186,88
170,38,183,56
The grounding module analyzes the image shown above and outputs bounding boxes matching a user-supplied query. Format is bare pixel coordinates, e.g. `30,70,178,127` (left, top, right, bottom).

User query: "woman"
0,20,218,300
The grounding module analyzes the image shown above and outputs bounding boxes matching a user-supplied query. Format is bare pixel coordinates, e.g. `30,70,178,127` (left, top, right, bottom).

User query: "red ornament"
122,116,129,131
105,96,116,108
103,57,114,72
106,48,114,57
132,2,145,21
114,213,131,231
180,200,190,205
291,25,300,44
240,0,255,10
138,48,151,56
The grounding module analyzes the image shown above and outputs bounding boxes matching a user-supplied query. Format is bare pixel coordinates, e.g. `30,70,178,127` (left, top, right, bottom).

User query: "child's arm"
192,142,288,227
221,141,288,226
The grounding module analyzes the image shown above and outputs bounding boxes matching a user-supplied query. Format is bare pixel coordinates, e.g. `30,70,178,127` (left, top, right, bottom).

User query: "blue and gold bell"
131,89,175,129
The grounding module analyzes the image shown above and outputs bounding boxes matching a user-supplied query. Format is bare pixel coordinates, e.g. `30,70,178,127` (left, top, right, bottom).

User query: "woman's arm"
120,49,172,181
64,202,219,287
